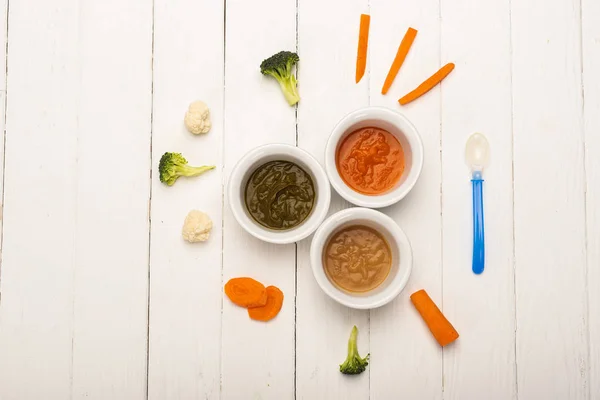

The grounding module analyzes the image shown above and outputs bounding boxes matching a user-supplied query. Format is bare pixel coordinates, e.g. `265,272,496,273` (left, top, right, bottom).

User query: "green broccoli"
260,51,300,106
339,325,370,375
158,152,215,186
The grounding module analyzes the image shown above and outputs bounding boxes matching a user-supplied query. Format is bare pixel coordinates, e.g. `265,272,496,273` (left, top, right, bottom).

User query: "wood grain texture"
582,0,600,397
512,0,588,398
368,1,443,398
221,0,296,398
71,0,153,399
295,0,369,398
0,0,6,254
0,1,152,398
440,0,516,398
0,0,79,398
148,0,224,399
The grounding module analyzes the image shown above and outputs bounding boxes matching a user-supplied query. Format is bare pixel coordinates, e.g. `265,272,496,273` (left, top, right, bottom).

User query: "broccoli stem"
278,75,300,106
347,325,359,357
339,325,369,375
177,165,215,177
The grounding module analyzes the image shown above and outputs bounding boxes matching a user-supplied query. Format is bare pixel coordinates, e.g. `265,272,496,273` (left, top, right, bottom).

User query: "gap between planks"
219,0,227,397
507,0,519,397
145,0,156,397
0,0,9,305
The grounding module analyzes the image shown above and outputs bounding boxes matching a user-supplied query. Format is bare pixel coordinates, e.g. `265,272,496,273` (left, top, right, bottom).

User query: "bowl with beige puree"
310,207,412,309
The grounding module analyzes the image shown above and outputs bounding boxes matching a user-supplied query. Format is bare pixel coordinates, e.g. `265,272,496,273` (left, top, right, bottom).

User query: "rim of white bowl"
325,106,424,208
228,143,331,244
310,207,413,309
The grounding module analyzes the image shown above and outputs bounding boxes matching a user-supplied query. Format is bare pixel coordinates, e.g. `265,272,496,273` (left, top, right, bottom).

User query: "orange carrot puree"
336,127,405,195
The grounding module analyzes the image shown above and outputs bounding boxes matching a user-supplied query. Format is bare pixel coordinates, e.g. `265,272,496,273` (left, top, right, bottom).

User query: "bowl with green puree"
228,144,331,244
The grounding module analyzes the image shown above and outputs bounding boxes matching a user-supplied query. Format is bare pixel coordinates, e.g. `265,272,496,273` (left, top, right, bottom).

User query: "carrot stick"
410,289,459,347
355,14,371,83
398,62,455,105
381,27,418,94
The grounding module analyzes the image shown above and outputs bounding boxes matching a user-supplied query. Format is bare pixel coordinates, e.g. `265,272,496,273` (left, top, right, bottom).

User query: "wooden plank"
439,0,516,399
70,0,153,399
295,0,369,398
0,0,6,251
511,0,588,398
221,0,296,398
583,0,600,397
148,0,224,398
368,1,442,398
0,0,78,398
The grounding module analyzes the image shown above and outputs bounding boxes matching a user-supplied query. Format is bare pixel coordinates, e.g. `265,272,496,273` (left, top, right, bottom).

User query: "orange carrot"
398,62,455,105
355,14,371,83
381,27,418,94
248,286,284,322
224,277,268,308
410,289,459,347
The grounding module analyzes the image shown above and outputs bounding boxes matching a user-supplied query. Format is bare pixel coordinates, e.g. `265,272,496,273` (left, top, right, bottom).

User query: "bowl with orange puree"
325,107,424,208
310,207,412,309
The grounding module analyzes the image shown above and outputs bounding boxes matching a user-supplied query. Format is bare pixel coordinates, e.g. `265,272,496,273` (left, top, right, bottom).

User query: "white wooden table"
0,0,597,399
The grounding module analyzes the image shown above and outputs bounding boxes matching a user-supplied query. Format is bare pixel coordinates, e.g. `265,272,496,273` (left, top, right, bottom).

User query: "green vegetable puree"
244,160,315,230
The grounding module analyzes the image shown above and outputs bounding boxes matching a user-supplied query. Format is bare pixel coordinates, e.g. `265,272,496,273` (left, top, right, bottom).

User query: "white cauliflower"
182,210,213,243
184,101,211,134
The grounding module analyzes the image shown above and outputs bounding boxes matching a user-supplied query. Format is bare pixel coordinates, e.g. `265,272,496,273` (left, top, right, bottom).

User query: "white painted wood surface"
440,0,516,399
583,0,600,398
512,1,589,399
148,0,223,399
0,0,597,399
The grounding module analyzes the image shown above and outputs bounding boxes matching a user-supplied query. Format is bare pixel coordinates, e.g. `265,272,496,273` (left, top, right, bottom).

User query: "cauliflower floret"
182,210,213,243
184,101,211,134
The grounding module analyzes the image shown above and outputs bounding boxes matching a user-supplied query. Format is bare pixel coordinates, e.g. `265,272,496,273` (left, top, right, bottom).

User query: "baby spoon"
465,133,490,275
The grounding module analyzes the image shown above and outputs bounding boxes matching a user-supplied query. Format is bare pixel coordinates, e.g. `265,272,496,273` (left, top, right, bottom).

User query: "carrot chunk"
224,277,268,308
248,286,284,322
410,289,459,347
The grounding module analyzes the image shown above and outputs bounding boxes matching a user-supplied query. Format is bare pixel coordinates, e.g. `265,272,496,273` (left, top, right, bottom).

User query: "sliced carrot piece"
410,289,459,347
248,286,284,322
381,27,418,94
224,277,267,308
398,62,455,105
355,14,371,83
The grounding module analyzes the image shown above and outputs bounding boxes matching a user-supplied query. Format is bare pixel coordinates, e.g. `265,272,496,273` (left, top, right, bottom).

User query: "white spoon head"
465,132,490,172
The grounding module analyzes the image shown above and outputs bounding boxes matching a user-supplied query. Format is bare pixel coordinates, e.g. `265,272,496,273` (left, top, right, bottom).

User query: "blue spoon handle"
471,171,485,274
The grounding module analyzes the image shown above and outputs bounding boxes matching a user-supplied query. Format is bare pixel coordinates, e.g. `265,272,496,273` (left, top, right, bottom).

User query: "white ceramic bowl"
310,207,412,309
228,144,331,244
325,107,424,208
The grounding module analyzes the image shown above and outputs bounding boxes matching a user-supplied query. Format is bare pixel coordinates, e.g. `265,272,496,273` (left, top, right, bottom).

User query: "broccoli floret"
339,325,370,375
260,51,300,106
158,152,215,186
